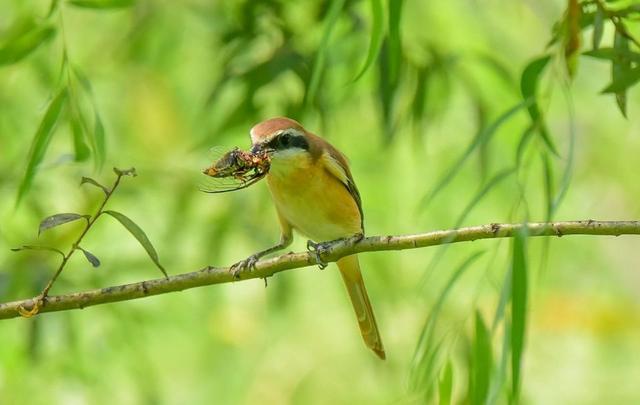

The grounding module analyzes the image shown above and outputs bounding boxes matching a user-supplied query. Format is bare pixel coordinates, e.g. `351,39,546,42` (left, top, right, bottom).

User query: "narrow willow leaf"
474,53,516,88
80,176,109,195
72,66,107,167
471,311,492,405
520,55,558,155
438,359,453,405
492,268,512,331
420,101,530,207
488,320,511,405
16,88,68,205
411,251,485,391
353,0,385,81
583,48,640,63
47,0,61,18
511,229,528,401
70,109,90,162
420,168,515,288
411,66,431,125
601,65,640,93
77,246,100,267
515,125,536,166
412,339,446,401
72,65,93,93
103,210,168,278
564,0,581,79
612,32,630,117
11,245,65,258
377,41,395,140
592,7,604,50
39,213,89,235
455,168,515,228
541,152,554,220
305,0,346,107
387,0,404,83
93,111,106,168
68,0,135,9
0,22,56,66
551,91,576,214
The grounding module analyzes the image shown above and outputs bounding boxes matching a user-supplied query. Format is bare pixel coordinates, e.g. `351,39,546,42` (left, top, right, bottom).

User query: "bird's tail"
337,254,385,360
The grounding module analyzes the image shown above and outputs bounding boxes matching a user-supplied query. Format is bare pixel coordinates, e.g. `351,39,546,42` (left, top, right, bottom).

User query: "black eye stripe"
268,132,309,151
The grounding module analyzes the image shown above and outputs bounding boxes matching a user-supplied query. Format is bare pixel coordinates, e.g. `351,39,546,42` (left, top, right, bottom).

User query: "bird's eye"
279,133,292,148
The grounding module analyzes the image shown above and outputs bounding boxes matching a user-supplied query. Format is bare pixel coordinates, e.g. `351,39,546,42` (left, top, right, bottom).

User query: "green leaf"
541,152,554,220
564,0,581,79
474,53,516,88
72,65,94,93
70,109,90,162
592,7,604,50
71,66,107,167
16,88,68,205
77,246,100,267
471,311,492,405
0,20,56,66
511,228,528,401
387,0,404,83
411,66,431,126
520,55,558,155
68,0,135,9
438,359,453,405
492,268,512,332
80,176,109,194
11,245,65,258
411,251,485,394
551,104,576,214
488,319,511,405
420,168,515,288
93,111,106,168
103,210,168,278
305,0,345,107
39,213,89,235
515,124,536,166
47,0,61,18
601,65,640,93
353,0,385,81
419,100,530,207
455,168,515,228
611,32,631,117
583,48,640,63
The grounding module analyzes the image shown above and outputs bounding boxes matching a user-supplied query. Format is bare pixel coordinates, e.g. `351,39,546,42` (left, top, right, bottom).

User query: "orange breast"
266,159,362,241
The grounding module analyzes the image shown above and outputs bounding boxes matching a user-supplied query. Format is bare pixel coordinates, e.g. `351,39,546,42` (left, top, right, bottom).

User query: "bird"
233,117,385,359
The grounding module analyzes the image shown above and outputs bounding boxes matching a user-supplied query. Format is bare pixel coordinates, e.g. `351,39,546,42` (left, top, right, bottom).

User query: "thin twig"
17,168,135,317
2,220,639,320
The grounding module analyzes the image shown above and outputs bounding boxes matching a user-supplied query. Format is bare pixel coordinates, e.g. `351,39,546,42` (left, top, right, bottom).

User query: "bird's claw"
306,240,330,270
306,234,364,270
229,254,260,279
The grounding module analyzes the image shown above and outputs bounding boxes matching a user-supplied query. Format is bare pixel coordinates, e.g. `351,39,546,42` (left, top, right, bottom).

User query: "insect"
200,147,271,193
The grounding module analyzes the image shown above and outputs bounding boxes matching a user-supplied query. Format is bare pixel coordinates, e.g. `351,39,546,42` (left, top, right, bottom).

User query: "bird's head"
249,117,310,161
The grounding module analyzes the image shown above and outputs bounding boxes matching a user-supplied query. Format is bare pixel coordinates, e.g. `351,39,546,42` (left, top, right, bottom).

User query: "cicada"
200,147,271,193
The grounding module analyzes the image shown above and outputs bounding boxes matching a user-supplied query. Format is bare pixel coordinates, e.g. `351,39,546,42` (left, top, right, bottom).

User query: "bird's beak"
251,142,272,155
250,143,262,154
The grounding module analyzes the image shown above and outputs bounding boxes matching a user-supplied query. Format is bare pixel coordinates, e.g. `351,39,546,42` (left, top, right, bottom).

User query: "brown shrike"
235,117,385,359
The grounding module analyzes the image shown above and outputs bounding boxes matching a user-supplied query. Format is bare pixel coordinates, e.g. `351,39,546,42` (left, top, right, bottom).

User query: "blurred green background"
1,0,639,403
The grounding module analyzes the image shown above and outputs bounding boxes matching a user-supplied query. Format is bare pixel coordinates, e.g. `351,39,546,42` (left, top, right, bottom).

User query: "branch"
1,220,639,320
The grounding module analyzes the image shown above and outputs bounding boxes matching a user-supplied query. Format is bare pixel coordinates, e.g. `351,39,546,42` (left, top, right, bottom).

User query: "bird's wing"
321,150,364,232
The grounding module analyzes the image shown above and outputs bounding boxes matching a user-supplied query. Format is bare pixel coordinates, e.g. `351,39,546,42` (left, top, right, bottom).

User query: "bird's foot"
229,254,260,279
307,234,365,270
306,240,329,270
